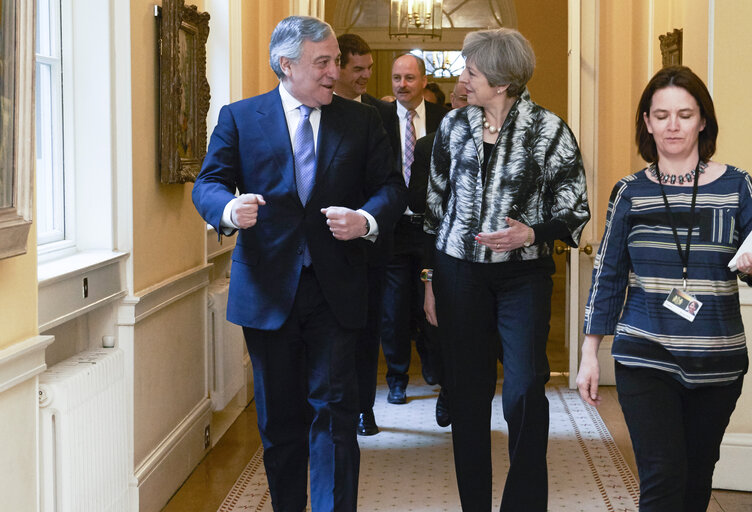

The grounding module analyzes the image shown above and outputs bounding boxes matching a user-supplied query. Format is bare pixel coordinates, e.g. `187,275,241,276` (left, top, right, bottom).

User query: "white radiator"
208,278,246,411
38,348,129,512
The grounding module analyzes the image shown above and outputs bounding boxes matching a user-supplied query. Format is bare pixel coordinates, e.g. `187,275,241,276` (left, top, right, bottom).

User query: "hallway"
162,346,752,511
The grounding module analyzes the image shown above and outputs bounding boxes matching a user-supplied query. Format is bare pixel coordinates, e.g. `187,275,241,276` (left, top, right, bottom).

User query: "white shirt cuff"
220,198,239,235
357,209,378,242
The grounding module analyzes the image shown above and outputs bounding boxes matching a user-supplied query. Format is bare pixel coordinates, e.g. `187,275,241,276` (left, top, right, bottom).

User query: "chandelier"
389,0,443,39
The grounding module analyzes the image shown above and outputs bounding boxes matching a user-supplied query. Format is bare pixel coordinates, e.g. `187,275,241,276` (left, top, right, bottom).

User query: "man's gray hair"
269,16,335,79
461,28,535,97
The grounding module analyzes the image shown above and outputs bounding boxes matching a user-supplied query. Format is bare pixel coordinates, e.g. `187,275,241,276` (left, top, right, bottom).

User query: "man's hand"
321,207,367,240
231,194,266,229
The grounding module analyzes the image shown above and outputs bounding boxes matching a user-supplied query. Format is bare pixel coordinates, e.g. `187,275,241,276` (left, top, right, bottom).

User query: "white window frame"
37,0,127,331
37,0,117,266
35,0,74,252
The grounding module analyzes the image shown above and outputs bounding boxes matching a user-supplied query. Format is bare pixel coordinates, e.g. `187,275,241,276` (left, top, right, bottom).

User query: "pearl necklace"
649,161,707,185
482,116,501,134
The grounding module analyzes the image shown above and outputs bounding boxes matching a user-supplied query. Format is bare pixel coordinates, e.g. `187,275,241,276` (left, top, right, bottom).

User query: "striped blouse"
584,166,751,387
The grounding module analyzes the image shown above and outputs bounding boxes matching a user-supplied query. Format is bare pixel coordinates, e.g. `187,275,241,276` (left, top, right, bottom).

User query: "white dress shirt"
221,82,378,238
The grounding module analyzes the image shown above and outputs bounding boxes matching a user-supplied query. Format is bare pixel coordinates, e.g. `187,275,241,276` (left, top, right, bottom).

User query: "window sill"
38,250,129,331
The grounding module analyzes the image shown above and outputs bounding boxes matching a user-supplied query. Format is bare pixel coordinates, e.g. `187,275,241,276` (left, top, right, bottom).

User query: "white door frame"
567,0,599,389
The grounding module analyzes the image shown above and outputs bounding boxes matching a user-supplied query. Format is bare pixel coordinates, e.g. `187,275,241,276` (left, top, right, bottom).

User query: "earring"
497,89,502,94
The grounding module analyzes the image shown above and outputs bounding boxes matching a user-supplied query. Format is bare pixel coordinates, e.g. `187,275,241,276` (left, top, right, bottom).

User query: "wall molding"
134,398,212,511
0,336,55,393
714,433,752,491
119,264,212,325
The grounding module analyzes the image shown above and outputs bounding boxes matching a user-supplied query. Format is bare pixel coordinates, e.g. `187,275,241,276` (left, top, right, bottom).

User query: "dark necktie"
403,109,416,185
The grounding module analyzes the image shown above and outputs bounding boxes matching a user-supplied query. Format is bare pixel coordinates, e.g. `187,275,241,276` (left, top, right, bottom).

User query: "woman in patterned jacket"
577,66,752,511
422,28,590,511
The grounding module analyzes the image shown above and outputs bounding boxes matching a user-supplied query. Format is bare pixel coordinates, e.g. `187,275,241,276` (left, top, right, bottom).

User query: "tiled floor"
163,342,752,512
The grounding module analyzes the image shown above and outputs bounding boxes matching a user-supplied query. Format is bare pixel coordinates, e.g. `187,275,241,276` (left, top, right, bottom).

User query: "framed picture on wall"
660,28,683,68
0,0,34,259
156,0,210,184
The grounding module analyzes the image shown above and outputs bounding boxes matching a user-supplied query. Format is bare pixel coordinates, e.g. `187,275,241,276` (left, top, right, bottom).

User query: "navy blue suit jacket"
193,87,406,330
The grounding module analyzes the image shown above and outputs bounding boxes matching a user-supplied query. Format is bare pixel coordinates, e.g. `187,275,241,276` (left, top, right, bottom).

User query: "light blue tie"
294,105,316,266
295,105,316,205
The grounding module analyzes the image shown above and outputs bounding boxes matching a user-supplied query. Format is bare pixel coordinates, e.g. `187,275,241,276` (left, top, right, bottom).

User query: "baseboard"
134,398,212,512
713,433,752,491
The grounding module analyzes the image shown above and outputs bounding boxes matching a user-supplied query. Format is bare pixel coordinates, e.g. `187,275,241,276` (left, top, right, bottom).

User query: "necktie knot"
299,104,312,119
407,109,416,121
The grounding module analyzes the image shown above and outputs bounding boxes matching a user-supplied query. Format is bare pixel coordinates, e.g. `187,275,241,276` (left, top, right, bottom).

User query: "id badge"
663,288,702,322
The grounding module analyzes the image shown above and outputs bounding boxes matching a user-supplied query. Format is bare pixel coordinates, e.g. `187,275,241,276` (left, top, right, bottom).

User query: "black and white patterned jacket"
425,97,590,263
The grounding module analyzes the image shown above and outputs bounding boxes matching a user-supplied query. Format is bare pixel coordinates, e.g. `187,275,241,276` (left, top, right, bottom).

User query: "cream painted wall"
242,1,290,99
0,381,38,511
130,0,206,293
712,0,752,434
0,224,38,508
133,295,206,466
595,1,639,238
594,0,710,238
650,0,708,82
516,0,568,120
0,249,38,350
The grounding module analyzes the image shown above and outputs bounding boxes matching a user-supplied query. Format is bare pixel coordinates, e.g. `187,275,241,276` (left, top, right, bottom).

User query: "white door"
566,0,602,389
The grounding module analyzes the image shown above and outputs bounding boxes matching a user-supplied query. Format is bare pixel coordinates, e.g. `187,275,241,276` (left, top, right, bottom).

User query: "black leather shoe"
436,388,451,427
357,409,379,436
387,385,406,404
422,364,438,385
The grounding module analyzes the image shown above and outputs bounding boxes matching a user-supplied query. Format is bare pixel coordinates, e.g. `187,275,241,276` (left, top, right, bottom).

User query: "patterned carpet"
217,383,639,512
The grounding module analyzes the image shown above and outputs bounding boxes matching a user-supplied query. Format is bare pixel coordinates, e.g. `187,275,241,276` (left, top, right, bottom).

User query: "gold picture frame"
157,0,210,184
0,0,34,259
659,28,683,68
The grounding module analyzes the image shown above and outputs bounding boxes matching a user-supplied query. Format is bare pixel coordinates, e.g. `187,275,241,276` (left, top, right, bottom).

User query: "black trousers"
356,265,384,412
434,252,552,511
380,219,439,390
615,363,743,512
243,268,360,512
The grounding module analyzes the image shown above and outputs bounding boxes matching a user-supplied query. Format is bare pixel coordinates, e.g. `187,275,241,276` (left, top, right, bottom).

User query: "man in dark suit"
334,33,399,437
192,16,405,512
380,54,447,405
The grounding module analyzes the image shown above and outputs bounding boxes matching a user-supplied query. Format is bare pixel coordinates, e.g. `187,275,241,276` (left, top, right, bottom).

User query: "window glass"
35,0,65,245
410,49,465,78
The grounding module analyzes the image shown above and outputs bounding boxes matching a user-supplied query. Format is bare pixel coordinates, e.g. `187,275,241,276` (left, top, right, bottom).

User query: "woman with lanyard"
577,65,752,511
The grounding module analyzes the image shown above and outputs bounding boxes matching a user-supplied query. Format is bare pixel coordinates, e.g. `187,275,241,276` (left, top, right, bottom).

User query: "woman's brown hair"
635,66,718,163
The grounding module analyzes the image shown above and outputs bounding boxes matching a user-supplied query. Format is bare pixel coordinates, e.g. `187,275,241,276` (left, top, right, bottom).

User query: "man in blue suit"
192,16,406,512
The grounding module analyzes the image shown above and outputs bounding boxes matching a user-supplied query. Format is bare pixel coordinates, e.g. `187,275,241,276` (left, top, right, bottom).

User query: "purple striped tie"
403,109,416,185
295,105,316,205
295,105,316,266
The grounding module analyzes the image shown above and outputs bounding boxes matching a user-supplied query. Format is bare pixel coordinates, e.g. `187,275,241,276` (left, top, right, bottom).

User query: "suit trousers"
615,363,743,512
356,264,384,412
380,219,439,390
433,251,552,512
243,267,360,512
